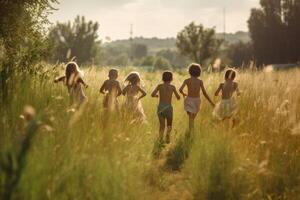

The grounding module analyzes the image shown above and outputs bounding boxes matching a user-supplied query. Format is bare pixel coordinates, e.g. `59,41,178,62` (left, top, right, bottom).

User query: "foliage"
153,56,172,70
0,0,57,100
176,22,223,65
226,42,254,67
48,16,100,65
140,56,155,67
248,0,300,65
131,43,148,59
156,49,190,68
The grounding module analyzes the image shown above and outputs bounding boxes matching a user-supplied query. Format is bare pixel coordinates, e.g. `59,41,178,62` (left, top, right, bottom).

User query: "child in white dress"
122,72,147,122
213,69,240,127
54,62,88,107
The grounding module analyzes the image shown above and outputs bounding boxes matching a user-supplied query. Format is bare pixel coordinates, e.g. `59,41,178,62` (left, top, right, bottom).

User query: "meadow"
1,65,300,200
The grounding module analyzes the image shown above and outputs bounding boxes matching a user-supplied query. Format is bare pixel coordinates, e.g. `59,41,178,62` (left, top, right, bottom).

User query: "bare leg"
165,117,173,143
188,112,196,131
158,116,165,142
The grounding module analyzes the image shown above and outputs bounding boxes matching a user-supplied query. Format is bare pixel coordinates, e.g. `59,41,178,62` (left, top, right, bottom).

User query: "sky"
49,0,260,41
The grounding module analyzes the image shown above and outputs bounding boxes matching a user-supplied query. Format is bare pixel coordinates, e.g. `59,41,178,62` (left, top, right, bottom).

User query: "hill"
104,31,250,52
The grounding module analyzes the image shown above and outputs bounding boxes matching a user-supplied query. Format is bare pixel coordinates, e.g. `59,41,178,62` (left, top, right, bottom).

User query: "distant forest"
105,31,250,53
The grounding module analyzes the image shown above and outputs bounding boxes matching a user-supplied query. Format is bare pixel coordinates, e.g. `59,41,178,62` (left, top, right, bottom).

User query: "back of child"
122,72,147,122
100,69,122,111
152,71,180,143
213,69,240,123
54,62,88,107
179,63,214,130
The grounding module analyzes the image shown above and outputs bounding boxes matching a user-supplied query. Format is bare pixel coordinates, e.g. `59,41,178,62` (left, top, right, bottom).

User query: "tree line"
1,0,299,101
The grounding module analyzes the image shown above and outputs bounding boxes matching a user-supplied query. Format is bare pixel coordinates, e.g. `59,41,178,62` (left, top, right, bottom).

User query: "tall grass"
0,65,300,199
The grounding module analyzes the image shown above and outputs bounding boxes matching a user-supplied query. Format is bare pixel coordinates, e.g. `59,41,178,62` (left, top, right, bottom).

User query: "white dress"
68,83,87,105
213,98,238,120
124,88,146,121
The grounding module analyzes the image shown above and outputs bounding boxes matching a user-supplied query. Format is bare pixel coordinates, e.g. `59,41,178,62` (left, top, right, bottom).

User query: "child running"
54,62,88,107
122,71,147,122
151,71,180,143
213,69,240,127
100,69,122,111
179,63,215,131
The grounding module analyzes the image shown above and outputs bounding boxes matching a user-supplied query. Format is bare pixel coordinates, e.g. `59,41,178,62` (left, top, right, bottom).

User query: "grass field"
1,65,300,200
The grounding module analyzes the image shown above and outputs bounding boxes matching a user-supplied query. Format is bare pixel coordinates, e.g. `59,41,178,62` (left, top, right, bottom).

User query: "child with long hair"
213,69,240,127
179,63,215,131
122,71,147,122
151,71,180,143
100,69,122,111
54,62,88,106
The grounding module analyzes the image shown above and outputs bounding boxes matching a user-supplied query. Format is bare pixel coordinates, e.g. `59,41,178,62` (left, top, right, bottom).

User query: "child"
122,71,147,122
54,62,88,106
151,71,180,143
213,69,240,127
179,63,214,131
100,69,122,111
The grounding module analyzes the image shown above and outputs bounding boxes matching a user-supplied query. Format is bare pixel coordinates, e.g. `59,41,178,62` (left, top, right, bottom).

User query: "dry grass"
0,65,300,200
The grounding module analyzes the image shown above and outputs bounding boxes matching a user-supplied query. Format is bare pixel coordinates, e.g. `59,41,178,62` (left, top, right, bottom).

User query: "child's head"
125,71,141,85
188,63,202,77
225,69,236,81
65,62,82,86
162,71,173,82
108,69,118,80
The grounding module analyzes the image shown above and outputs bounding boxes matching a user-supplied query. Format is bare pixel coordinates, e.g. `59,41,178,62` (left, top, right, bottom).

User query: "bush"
140,56,155,67
153,56,172,70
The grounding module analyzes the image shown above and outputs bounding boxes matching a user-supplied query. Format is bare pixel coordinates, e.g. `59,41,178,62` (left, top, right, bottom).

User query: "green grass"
1,66,300,199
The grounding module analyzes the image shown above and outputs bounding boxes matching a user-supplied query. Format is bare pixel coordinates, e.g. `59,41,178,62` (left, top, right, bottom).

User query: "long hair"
124,71,142,86
65,62,83,87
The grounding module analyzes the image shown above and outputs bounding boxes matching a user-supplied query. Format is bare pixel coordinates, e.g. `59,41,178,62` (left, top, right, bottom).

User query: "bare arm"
138,86,147,100
200,81,215,107
173,86,181,100
116,82,122,96
151,85,159,98
235,82,241,96
54,76,65,83
122,85,128,96
78,78,88,88
179,80,187,97
100,80,107,94
214,83,223,96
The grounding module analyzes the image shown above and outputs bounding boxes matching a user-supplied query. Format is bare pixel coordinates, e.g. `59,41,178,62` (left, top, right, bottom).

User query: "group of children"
55,62,240,143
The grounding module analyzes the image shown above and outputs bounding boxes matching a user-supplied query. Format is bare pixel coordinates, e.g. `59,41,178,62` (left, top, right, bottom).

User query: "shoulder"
157,83,163,88
170,84,176,89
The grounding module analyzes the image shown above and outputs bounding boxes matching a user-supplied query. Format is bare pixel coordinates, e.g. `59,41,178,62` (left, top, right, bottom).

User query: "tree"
131,43,148,59
140,56,155,67
0,0,57,101
154,57,172,70
156,49,190,68
248,0,300,65
176,22,222,65
226,42,254,67
48,16,100,64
